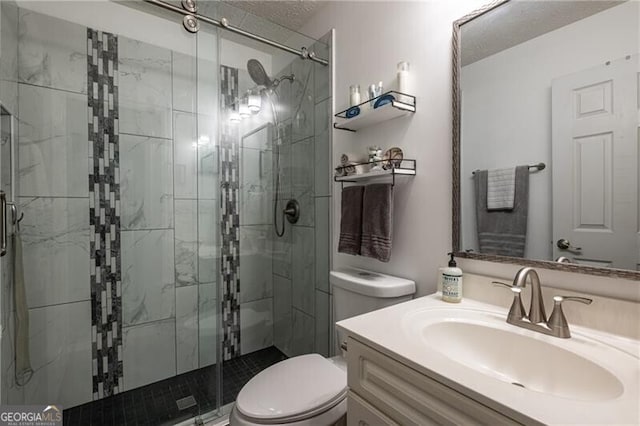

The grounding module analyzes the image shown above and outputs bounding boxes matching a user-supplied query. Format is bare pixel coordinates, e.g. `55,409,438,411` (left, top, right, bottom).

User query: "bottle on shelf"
349,84,361,106
397,61,410,102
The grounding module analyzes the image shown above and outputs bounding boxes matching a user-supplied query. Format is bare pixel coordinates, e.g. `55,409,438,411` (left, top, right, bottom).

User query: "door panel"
574,132,611,229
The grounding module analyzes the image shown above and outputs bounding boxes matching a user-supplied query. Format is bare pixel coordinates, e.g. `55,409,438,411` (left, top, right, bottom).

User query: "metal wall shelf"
334,91,416,132
334,159,416,188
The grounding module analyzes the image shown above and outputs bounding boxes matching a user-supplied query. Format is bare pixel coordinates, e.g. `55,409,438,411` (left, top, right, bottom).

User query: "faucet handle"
491,281,512,289
554,295,592,305
548,295,593,338
492,281,526,322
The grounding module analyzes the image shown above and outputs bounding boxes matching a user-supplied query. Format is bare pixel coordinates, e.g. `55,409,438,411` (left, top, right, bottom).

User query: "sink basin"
422,320,623,401
403,308,635,403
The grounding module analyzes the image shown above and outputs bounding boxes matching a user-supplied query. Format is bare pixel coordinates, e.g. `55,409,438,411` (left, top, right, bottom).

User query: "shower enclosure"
0,1,332,424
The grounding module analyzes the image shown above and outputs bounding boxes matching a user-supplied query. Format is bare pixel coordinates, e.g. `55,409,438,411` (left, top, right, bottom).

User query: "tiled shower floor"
63,346,287,426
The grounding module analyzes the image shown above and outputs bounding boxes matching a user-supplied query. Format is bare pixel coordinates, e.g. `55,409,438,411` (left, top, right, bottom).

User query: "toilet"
230,267,416,425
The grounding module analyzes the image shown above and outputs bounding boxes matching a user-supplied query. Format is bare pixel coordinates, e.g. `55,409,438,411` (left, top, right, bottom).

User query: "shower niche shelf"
334,91,416,132
334,159,416,188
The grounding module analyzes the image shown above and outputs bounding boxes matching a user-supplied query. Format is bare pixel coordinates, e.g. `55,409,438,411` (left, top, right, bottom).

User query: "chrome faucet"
493,267,592,338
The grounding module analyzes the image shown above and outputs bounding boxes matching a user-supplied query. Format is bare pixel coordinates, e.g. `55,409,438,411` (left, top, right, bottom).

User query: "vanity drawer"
347,337,519,426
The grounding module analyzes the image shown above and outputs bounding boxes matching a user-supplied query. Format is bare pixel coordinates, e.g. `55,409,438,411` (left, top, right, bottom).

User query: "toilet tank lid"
330,268,416,298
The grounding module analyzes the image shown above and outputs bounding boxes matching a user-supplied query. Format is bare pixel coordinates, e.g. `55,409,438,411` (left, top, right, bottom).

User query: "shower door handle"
0,191,6,256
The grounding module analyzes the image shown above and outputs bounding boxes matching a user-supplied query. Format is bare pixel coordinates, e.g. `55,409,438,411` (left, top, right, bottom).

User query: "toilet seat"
230,398,347,426
234,354,347,424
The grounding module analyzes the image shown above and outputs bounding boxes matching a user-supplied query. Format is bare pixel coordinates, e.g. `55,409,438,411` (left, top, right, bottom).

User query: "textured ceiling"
222,0,325,31
462,1,625,66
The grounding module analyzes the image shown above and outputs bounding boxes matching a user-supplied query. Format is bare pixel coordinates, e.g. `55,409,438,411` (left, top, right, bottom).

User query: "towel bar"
471,162,545,176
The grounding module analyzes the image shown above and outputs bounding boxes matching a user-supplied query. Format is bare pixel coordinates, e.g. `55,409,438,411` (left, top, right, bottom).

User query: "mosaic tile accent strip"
220,65,241,360
87,28,123,398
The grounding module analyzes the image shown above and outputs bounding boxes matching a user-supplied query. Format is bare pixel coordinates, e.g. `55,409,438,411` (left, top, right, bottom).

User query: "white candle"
397,61,409,94
349,85,361,106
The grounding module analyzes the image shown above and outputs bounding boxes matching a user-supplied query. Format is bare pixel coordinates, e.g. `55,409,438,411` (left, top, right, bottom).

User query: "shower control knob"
284,199,300,224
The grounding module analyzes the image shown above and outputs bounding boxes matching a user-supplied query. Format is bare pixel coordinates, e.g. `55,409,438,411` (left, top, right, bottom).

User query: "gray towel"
487,167,516,210
338,185,364,255
475,166,529,257
361,183,393,262
14,231,33,386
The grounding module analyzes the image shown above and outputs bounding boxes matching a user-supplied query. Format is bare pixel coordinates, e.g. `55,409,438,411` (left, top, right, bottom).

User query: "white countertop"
337,294,640,425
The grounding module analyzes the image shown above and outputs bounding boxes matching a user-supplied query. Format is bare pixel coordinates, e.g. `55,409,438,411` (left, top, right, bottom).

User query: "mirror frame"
451,0,640,280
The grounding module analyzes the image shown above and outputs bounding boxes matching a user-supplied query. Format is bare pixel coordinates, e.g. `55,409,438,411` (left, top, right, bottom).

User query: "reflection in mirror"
454,0,640,276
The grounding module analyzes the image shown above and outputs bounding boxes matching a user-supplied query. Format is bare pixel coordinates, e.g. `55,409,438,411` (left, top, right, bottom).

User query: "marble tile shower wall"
0,0,20,407
272,35,332,358
227,63,282,358
16,9,92,409
0,1,18,116
14,10,219,409
238,117,274,357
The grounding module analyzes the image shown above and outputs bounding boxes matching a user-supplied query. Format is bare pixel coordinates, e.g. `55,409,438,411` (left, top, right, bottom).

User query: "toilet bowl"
230,268,415,425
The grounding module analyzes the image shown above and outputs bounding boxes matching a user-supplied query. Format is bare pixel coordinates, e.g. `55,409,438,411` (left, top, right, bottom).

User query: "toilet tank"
330,268,415,354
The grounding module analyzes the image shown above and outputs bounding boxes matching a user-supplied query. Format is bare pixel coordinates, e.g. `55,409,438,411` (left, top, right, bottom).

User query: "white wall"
301,1,640,302
460,2,639,260
301,0,486,296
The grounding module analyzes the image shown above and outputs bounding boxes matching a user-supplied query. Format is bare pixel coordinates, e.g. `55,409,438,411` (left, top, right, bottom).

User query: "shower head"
247,60,296,239
247,59,273,88
247,59,295,90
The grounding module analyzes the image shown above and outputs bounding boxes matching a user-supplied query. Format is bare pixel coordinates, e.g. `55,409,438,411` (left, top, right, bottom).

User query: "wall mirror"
452,0,640,279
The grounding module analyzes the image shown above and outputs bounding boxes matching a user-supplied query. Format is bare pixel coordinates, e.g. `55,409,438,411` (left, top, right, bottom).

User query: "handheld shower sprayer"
246,59,297,237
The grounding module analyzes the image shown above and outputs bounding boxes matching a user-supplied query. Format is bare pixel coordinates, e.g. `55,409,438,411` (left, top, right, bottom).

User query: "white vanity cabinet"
338,294,639,425
345,337,520,426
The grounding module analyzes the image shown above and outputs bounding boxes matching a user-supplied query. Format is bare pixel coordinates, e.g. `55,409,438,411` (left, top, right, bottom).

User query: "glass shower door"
212,17,332,410
194,23,223,422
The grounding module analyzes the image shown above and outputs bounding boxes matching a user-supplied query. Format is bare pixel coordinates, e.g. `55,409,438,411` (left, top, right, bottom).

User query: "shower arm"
271,74,295,89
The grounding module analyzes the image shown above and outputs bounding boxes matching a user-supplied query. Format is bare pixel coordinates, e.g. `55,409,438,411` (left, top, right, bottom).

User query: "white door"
552,57,638,269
